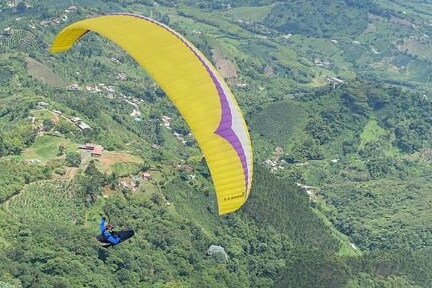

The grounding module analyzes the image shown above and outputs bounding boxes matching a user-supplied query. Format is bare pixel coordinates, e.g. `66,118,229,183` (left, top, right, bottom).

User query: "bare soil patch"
98,151,142,173
212,49,237,79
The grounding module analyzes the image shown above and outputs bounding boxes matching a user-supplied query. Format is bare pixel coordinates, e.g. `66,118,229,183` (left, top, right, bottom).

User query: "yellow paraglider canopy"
51,14,253,215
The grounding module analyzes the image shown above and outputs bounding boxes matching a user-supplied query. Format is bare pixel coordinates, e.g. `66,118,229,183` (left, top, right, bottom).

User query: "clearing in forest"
25,57,66,87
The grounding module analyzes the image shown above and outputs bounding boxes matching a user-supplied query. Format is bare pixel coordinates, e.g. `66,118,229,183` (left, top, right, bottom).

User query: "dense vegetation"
264,0,371,38
1,0,432,287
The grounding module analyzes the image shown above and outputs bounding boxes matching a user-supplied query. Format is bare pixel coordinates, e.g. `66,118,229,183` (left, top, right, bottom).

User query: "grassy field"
217,4,275,22
109,161,141,176
359,119,387,146
30,109,59,123
94,151,142,175
22,135,78,163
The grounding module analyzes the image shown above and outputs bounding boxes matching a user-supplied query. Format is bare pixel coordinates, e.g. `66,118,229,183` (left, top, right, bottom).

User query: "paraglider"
97,216,134,248
50,13,253,215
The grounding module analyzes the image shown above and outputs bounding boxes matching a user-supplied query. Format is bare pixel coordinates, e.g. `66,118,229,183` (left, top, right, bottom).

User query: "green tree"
65,151,81,167
286,138,324,163
42,119,54,131
56,120,76,135
16,2,28,13
306,117,332,145
58,144,66,156
275,248,351,288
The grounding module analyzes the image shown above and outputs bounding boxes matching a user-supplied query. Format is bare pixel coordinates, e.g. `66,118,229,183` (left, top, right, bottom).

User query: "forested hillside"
1,0,432,287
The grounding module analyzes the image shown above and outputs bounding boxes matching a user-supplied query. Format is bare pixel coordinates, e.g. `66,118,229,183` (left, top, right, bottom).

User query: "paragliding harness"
97,215,135,248
97,226,117,245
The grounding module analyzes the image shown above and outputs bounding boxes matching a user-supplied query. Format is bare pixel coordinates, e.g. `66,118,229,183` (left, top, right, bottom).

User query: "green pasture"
218,4,275,22
110,162,142,177
22,135,78,163
360,119,387,146
30,109,55,121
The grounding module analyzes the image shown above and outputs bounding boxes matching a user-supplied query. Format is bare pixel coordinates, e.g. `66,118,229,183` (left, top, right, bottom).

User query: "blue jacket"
100,218,121,245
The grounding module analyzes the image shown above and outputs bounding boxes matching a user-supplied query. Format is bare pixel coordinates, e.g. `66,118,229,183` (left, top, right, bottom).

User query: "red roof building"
91,146,103,157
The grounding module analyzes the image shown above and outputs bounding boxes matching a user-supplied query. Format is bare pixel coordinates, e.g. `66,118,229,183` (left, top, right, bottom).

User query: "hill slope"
0,1,432,287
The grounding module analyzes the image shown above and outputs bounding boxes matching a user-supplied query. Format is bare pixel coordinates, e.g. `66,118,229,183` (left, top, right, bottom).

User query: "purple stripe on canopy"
195,58,249,192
